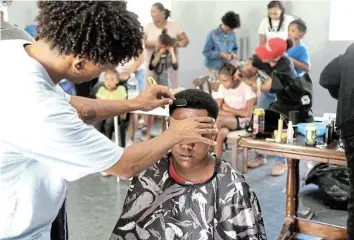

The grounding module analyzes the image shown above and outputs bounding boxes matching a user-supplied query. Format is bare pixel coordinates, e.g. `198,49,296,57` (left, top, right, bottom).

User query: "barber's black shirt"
320,43,354,137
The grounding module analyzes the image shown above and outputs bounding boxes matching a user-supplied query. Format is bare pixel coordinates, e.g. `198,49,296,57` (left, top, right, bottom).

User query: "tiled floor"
67,122,347,240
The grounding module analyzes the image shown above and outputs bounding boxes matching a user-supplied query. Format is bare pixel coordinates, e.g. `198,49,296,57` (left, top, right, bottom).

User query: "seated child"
214,63,257,157
143,29,178,141
93,69,127,140
110,89,266,240
287,19,311,77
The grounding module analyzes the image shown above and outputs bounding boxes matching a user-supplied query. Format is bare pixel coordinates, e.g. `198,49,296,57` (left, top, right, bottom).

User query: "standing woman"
143,2,189,141
144,2,189,89
258,1,294,45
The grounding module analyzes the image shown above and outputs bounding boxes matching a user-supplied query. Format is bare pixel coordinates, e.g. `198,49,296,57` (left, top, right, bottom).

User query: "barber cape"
110,154,266,240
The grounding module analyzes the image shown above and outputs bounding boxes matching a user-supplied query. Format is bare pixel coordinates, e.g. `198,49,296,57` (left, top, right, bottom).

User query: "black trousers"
343,136,354,239
75,78,98,98
93,117,114,140
51,199,68,240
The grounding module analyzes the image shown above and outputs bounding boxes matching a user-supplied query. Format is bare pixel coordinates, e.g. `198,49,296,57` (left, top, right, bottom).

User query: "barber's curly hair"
36,1,144,66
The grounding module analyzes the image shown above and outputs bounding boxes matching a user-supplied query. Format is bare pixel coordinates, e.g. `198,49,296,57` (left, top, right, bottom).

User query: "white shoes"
101,172,111,177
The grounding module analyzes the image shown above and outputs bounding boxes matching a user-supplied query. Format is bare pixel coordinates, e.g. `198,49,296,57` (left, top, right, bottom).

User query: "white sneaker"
101,172,111,177
126,139,134,147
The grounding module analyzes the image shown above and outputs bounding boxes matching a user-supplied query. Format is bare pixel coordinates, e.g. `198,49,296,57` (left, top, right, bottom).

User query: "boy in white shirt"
214,63,257,157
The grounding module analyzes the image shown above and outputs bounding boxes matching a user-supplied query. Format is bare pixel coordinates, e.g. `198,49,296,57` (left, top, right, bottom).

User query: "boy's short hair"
219,63,237,76
290,18,307,34
169,89,219,120
221,11,241,29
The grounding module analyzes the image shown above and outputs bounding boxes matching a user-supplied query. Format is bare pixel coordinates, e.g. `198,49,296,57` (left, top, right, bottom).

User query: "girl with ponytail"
258,1,295,45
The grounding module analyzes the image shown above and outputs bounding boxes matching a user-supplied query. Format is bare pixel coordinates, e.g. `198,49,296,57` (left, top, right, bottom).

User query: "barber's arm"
127,51,144,74
70,84,173,123
319,55,343,100
291,57,310,72
104,116,218,179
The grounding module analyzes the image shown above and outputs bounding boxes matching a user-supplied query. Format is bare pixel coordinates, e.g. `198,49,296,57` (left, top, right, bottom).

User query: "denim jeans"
135,69,146,93
343,136,354,239
257,92,286,163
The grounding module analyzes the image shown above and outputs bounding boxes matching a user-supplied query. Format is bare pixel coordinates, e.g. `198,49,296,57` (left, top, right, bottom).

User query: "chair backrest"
192,75,211,95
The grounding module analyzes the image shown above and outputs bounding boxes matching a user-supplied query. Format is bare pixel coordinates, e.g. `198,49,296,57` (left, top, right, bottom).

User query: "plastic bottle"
287,121,293,144
127,73,139,100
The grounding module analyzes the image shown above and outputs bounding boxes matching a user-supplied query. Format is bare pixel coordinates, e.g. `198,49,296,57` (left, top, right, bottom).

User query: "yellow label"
148,77,157,85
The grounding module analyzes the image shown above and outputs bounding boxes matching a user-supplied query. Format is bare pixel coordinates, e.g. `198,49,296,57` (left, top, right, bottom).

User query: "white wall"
171,0,352,116
7,0,37,29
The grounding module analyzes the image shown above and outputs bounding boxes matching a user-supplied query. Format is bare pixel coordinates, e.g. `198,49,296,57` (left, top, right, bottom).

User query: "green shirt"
96,86,127,100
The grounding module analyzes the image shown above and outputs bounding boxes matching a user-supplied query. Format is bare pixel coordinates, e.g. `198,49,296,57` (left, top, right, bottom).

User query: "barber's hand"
134,84,175,111
222,103,232,112
167,117,218,145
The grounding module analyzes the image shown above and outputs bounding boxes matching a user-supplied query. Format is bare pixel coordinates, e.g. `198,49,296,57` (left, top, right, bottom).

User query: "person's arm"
175,32,189,48
169,48,178,70
128,51,144,74
258,19,267,45
259,34,266,45
149,52,161,70
260,76,272,92
104,116,217,178
291,57,310,72
290,47,311,72
202,32,222,60
21,93,217,181
222,98,256,117
216,98,224,109
143,25,155,49
319,55,343,100
70,84,175,123
231,32,238,55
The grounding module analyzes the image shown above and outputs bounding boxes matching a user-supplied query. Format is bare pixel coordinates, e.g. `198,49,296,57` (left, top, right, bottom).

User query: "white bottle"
127,73,139,100
287,121,294,143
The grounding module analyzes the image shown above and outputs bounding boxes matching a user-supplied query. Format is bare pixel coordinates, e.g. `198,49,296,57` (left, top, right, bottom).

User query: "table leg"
242,147,248,174
294,159,300,216
277,158,297,239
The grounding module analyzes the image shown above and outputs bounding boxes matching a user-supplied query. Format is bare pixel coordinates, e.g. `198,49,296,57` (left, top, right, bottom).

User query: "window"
329,0,354,41
127,0,171,26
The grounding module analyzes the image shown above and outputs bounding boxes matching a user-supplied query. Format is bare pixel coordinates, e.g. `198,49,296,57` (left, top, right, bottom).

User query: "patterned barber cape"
110,154,267,240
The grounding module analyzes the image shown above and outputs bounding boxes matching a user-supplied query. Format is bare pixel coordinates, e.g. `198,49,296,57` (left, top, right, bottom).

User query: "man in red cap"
247,38,297,176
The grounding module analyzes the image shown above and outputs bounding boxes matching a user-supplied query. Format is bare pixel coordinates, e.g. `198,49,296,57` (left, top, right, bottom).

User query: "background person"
202,11,241,72
258,1,295,45
144,2,189,89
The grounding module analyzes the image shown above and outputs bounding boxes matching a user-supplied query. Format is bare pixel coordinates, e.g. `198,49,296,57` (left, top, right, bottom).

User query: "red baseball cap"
255,38,287,61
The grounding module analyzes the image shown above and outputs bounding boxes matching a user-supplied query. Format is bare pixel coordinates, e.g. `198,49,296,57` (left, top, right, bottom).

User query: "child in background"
110,89,266,240
214,63,256,157
287,19,311,77
143,29,178,141
93,69,127,140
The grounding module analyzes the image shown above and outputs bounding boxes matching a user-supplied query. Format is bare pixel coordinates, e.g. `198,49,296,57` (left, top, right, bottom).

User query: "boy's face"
171,108,215,170
104,71,119,91
288,24,303,41
219,73,237,89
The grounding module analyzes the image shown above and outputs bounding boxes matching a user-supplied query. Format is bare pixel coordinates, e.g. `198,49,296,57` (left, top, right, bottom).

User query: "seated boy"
110,89,266,240
214,63,257,157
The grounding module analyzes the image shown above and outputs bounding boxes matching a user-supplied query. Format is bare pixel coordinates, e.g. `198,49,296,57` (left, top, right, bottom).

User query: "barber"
0,1,217,239
320,43,354,239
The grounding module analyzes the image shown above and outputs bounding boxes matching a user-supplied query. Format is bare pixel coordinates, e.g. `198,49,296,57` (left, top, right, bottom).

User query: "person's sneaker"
271,162,287,176
126,139,134,147
101,172,111,177
247,157,267,168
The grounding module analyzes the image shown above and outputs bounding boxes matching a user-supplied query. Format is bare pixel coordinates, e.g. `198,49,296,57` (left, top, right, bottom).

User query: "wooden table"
238,137,347,240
